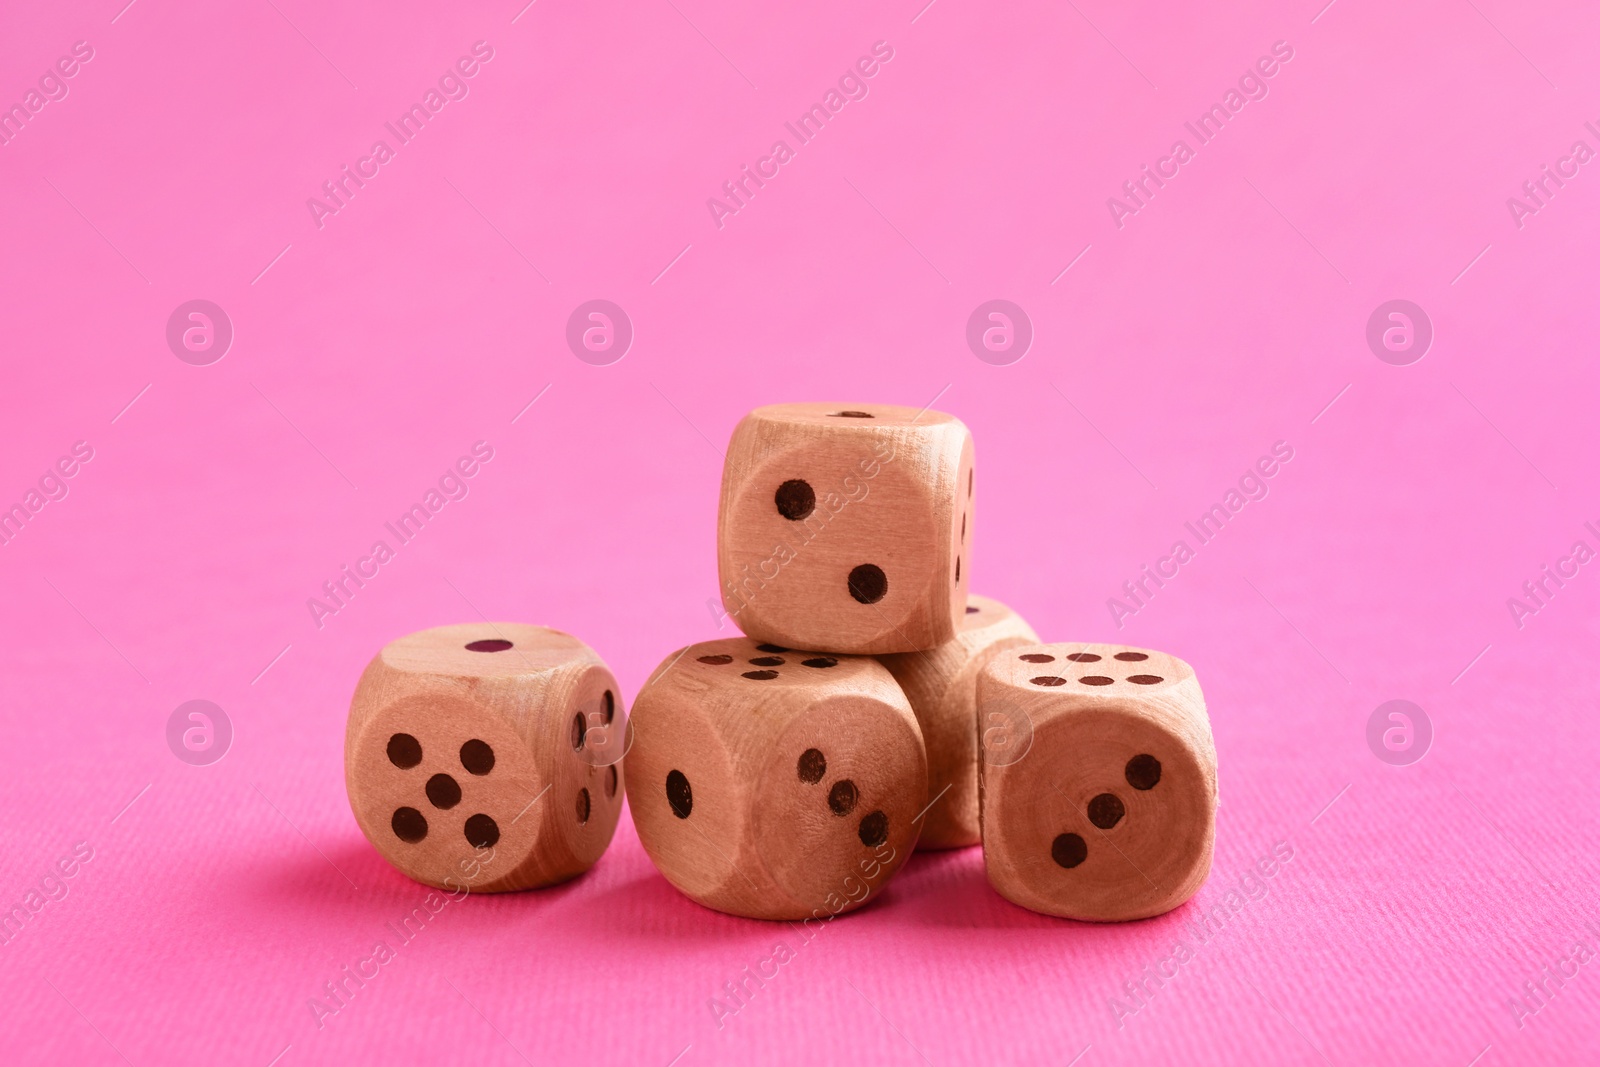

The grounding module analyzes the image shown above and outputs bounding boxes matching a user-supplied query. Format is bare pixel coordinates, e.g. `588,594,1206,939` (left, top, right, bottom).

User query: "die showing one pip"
978,643,1216,921
718,402,974,655
626,637,927,919
345,623,625,893
878,594,1039,849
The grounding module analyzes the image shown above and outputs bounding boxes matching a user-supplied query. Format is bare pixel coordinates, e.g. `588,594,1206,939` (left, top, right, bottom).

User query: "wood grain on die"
977,643,1217,921
626,637,927,920
878,595,1039,849
718,402,973,655
346,623,626,893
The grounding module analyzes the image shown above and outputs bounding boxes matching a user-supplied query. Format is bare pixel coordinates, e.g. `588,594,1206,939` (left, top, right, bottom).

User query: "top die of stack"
718,402,973,655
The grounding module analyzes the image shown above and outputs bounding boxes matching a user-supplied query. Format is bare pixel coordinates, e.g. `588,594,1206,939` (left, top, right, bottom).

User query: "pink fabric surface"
2,0,1597,1063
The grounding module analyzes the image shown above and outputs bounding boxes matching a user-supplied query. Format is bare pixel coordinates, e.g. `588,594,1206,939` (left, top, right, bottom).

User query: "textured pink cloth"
1,0,1597,1063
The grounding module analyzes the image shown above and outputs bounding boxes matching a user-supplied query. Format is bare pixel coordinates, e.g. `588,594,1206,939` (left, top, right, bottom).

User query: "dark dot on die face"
749,656,785,667
1126,754,1162,790
576,788,591,824
848,564,888,604
966,605,980,614
797,748,827,783
465,638,513,652
605,765,618,798
828,780,859,815
756,644,790,653
1079,676,1115,686
968,469,974,497
698,654,733,665
1030,676,1067,687
602,690,615,724
955,557,961,584
1128,675,1164,685
961,512,966,540
460,739,494,775
859,811,889,848
831,411,874,418
464,814,499,849
571,712,586,750
1020,653,1055,663
1087,793,1125,829
1052,833,1087,868
387,733,422,769
425,773,461,810
774,479,816,521
666,770,692,818
1114,652,1149,662
1066,652,1101,663
801,657,837,669
742,670,779,680
391,807,427,843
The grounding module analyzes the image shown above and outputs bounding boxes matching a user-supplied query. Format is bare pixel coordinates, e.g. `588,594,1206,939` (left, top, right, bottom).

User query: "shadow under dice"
978,643,1216,921
626,637,927,919
345,623,626,893
717,402,973,655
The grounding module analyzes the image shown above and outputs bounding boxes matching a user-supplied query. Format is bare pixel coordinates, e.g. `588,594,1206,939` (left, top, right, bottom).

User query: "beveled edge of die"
983,641,1200,704
376,622,600,681
979,641,1213,789
721,403,972,499
649,635,886,694
743,401,965,431
959,593,1018,633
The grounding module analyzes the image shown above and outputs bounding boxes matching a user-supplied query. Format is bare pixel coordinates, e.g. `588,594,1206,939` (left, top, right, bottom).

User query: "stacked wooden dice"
627,402,1218,922
342,401,1218,924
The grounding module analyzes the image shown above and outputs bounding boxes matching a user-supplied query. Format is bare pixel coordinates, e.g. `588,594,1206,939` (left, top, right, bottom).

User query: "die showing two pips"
717,402,973,654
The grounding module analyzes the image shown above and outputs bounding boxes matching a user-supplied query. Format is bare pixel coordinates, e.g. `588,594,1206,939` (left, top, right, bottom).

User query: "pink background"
2,0,1598,1063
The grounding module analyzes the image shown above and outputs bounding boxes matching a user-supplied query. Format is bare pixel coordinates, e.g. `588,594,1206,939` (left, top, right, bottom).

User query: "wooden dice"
718,402,974,655
977,643,1216,921
878,594,1038,849
626,637,926,919
345,623,625,893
